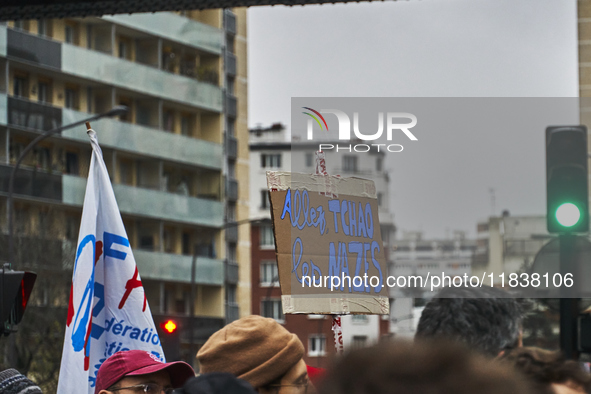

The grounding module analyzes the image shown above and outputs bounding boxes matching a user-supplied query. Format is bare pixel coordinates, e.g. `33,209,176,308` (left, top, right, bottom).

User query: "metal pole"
559,234,579,360
6,106,128,268
188,249,197,367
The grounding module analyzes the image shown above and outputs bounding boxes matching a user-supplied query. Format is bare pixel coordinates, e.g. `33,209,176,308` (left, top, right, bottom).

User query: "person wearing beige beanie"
197,315,308,393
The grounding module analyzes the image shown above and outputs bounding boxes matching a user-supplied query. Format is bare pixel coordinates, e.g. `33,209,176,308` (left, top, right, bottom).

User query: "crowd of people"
2,286,590,394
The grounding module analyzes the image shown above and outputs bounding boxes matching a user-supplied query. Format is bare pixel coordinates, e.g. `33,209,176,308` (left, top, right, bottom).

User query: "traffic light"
0,269,37,335
158,318,180,361
546,126,589,233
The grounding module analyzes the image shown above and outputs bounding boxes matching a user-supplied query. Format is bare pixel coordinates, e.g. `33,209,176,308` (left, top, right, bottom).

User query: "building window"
352,335,367,350
65,151,79,175
260,261,279,286
352,315,368,324
181,115,192,136
34,147,51,170
38,19,47,36
37,81,50,103
227,243,237,262
343,156,358,173
65,25,75,44
260,225,275,248
13,75,27,98
308,336,326,357
227,36,235,53
261,153,281,169
377,192,383,207
118,41,127,59
227,119,235,136
261,190,270,209
227,285,237,304
227,77,235,95
163,109,175,132
261,299,283,322
65,88,78,109
228,161,236,179
305,153,313,168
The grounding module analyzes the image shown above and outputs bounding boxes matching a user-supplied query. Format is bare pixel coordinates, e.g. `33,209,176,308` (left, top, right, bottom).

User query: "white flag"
57,129,165,394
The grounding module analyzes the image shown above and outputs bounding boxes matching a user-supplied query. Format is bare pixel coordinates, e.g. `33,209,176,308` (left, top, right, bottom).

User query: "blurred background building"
389,230,475,338
0,9,249,366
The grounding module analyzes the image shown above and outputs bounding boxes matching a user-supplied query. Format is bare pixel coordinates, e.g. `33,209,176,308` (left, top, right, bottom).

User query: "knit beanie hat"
0,369,42,394
197,315,305,388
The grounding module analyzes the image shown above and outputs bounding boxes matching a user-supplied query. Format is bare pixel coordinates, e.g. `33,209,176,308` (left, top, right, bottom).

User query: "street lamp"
6,105,128,268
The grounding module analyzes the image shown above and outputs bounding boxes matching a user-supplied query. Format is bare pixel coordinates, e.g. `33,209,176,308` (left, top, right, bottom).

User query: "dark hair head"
499,347,591,393
415,286,525,357
319,340,535,394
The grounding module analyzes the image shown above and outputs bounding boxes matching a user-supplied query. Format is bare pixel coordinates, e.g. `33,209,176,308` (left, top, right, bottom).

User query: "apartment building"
249,124,393,366
0,9,249,364
390,230,475,337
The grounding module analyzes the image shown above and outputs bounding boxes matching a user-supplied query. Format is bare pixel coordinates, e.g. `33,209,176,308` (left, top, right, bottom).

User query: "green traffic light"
555,203,582,227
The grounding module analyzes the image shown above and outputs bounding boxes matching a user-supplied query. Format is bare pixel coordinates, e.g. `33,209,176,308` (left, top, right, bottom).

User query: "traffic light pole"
559,234,579,360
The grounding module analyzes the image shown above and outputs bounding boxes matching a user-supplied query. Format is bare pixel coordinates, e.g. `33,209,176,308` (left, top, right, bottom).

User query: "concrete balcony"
134,250,223,285
102,13,223,55
61,44,223,112
62,108,223,170
0,95,223,170
62,175,224,228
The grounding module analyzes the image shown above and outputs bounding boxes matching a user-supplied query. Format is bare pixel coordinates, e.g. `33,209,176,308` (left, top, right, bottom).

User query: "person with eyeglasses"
197,316,309,394
95,349,195,394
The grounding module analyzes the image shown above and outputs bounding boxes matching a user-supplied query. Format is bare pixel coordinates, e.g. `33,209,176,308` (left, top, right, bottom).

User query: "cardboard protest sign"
267,171,389,315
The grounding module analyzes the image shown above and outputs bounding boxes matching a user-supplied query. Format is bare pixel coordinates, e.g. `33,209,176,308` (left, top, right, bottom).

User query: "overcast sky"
247,0,579,239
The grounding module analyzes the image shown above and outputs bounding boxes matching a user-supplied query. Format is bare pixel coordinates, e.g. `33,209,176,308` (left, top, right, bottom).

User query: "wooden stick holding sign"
314,151,344,355
266,158,389,356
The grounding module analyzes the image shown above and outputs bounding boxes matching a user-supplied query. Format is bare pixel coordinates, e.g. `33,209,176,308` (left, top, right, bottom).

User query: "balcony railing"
225,94,237,118
225,260,239,284
103,13,224,55
62,44,223,112
0,95,224,171
62,107,223,170
224,10,237,35
62,175,224,227
7,96,62,132
225,51,236,76
225,303,239,324
226,224,238,243
7,28,61,69
226,134,237,159
0,163,62,201
226,179,238,201
134,250,224,285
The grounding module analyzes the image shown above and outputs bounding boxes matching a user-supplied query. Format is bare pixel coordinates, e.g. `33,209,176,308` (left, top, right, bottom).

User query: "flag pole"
6,106,128,270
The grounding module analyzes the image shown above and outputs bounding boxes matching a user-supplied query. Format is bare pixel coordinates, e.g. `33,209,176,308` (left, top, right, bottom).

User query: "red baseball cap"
95,350,195,393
